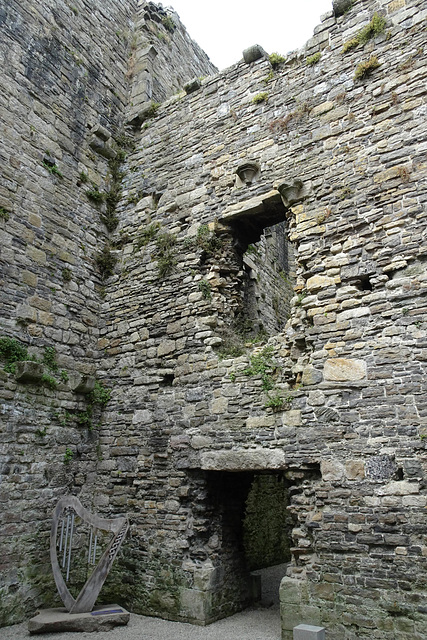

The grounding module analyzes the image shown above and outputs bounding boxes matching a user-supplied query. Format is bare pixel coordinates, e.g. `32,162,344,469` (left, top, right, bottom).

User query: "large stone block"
323,358,366,382
28,605,129,634
14,361,44,383
293,624,326,640
200,448,286,471
332,0,353,16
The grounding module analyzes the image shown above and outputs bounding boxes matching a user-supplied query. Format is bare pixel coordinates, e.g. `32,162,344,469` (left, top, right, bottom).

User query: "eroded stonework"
1,0,427,638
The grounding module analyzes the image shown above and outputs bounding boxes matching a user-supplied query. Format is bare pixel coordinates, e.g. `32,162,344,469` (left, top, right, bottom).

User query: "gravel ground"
1,566,285,640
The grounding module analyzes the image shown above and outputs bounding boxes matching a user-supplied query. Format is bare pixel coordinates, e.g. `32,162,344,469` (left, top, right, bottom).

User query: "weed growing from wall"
162,15,176,32
198,279,212,300
134,222,161,250
41,373,58,390
342,13,386,53
243,346,276,391
43,346,58,372
42,160,63,178
193,224,224,257
306,52,321,66
63,447,74,464
354,56,381,80
62,268,72,282
57,380,112,432
86,186,105,203
154,232,177,279
269,53,285,68
252,92,269,105
264,392,293,412
0,337,29,373
95,244,118,279
0,207,10,221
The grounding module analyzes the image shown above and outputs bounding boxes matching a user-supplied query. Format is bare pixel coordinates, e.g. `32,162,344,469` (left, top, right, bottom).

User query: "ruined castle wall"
0,0,140,622
0,0,224,626
94,0,427,637
127,1,217,123
1,0,427,637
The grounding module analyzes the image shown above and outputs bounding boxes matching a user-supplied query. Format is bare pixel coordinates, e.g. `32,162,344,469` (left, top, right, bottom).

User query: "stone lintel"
220,190,281,223
200,448,286,471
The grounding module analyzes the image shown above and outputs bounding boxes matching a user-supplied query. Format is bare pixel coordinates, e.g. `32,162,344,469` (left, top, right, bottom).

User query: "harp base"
28,604,130,634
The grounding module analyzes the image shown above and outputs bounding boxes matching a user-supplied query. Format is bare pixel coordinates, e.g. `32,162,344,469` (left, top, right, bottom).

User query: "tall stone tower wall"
0,0,215,624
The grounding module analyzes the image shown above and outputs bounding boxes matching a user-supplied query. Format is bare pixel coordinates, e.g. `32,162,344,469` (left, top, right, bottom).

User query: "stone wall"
96,0,427,636
0,0,215,624
127,1,217,124
1,0,427,638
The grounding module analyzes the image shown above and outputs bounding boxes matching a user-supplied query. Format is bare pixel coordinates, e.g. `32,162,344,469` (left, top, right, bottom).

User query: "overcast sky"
166,0,334,70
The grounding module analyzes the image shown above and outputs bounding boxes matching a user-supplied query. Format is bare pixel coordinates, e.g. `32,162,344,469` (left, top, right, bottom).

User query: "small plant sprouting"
78,171,89,184
342,13,386,53
0,207,10,221
135,222,161,250
269,53,285,68
338,186,354,200
42,160,63,178
43,346,58,372
162,15,176,32
306,52,321,66
252,92,269,105
64,448,74,464
198,279,212,300
229,372,237,382
62,268,72,282
0,336,29,373
86,187,105,203
155,232,177,279
263,70,275,85
95,244,118,279
145,101,161,119
41,373,58,390
295,291,308,306
354,56,381,80
36,426,48,437
90,380,112,407
243,346,276,392
60,369,69,383
192,224,224,255
53,409,70,426
264,393,293,412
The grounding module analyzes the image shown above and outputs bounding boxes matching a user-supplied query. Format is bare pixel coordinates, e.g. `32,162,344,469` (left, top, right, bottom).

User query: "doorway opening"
201,470,293,618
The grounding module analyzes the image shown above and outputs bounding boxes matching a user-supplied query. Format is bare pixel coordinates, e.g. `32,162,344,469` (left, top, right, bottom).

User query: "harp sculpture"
29,496,130,633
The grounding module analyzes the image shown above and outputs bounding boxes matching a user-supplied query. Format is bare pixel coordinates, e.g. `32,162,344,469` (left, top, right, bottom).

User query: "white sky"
166,0,334,70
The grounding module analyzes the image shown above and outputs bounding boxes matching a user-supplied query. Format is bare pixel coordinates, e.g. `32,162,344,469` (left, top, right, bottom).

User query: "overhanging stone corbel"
274,179,312,208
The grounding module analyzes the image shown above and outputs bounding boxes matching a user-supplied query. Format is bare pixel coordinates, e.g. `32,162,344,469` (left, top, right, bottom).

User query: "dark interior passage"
203,471,293,614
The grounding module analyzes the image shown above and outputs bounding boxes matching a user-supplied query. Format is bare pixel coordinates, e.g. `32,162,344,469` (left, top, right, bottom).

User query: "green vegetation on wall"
243,475,292,571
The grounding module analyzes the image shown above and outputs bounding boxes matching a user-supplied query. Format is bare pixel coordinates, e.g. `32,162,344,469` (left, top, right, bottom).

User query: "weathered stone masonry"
1,0,427,639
